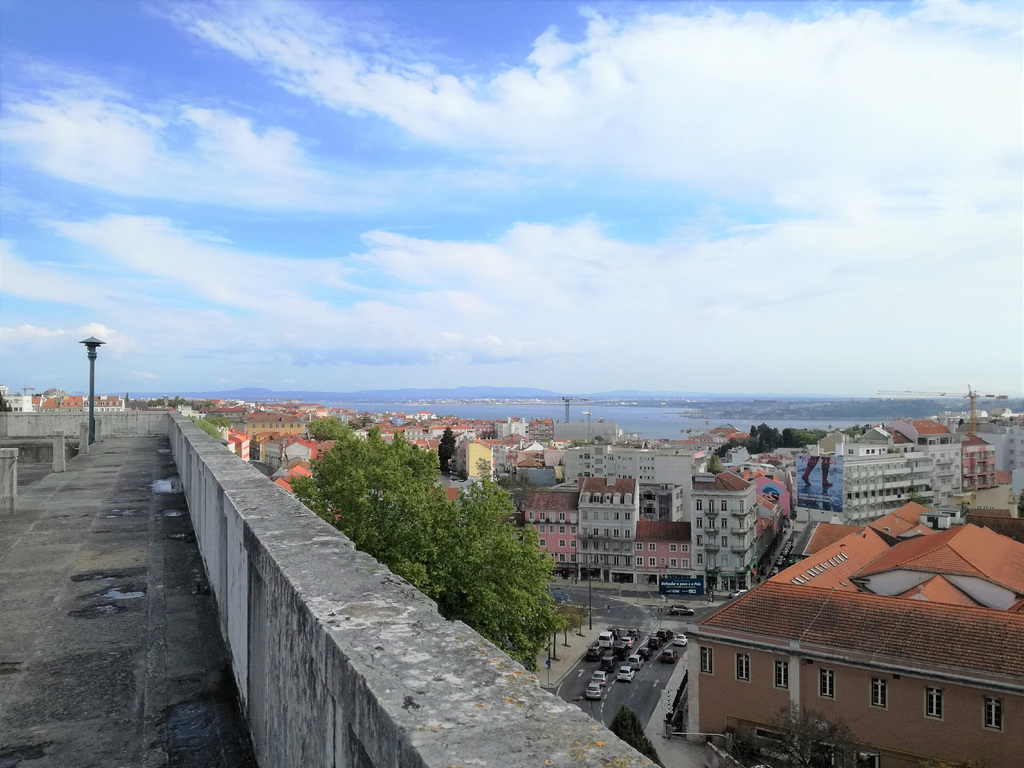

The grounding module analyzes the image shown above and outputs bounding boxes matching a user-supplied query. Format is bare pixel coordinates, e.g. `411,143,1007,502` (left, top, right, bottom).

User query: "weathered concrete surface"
0,435,255,767
170,413,655,768
0,412,169,439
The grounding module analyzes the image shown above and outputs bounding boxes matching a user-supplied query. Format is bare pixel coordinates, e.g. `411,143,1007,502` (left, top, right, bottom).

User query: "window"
559,512,565,522
871,678,887,708
681,545,689,553
736,653,750,681
670,544,677,552
701,646,713,674
527,511,534,521
696,499,703,510
635,542,643,551
538,538,546,547
670,558,677,568
558,553,565,562
649,557,656,566
696,518,703,528
559,525,566,534
660,558,666,564
558,539,566,548
984,697,1002,731
774,660,788,689
721,518,728,529
570,526,576,534
696,535,703,546
926,687,943,719
697,554,703,565
721,536,729,547
819,669,835,698
720,500,728,511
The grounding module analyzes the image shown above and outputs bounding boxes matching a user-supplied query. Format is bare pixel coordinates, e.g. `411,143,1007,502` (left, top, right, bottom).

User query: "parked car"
584,682,603,700
617,665,636,683
728,589,749,599
626,653,644,668
668,605,694,616
672,634,688,648
590,670,609,687
659,649,677,664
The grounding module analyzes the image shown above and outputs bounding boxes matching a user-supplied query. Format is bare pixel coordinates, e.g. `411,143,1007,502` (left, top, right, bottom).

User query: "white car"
616,665,636,683
590,670,609,687
626,653,644,668
585,682,603,700
672,634,688,648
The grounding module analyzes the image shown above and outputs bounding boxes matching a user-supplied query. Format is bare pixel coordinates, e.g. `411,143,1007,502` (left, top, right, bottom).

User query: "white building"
691,471,758,594
0,385,35,412
976,420,1024,474
887,419,962,508
564,444,706,522
577,477,640,583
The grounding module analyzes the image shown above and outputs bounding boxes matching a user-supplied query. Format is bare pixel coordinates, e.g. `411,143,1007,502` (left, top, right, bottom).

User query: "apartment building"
961,433,997,491
524,490,579,578
976,420,1024,474
577,477,640,583
691,472,758,593
688,512,1024,768
564,445,703,522
887,419,962,507
633,520,692,585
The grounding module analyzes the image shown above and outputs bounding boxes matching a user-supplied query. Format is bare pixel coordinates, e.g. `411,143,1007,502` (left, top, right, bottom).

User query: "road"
551,587,706,729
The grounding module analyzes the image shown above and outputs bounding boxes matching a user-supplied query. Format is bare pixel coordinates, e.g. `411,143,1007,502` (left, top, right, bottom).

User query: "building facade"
691,472,757,593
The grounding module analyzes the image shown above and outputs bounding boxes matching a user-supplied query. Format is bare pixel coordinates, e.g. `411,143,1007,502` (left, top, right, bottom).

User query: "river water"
323,401,872,441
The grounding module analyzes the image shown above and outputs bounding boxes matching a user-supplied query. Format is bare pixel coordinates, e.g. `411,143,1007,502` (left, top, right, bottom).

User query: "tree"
307,417,351,441
293,427,558,669
438,427,456,473
770,705,856,768
707,454,724,475
609,705,662,766
0,393,12,412
1016,493,1024,518
497,471,534,513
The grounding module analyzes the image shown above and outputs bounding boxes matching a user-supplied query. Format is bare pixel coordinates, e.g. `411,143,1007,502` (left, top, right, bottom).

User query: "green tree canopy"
0,393,12,412
293,427,558,669
609,705,662,766
438,427,456,473
771,705,855,768
307,416,352,441
707,454,724,474
496,471,534,513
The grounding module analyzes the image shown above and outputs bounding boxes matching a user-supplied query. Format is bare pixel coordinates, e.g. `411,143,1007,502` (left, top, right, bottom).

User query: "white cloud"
169,0,1021,212
0,92,378,211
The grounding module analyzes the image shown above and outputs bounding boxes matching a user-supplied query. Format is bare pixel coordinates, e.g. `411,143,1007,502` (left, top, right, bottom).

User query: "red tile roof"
962,432,990,447
898,575,982,607
994,470,1012,484
969,514,1024,545
525,491,579,512
866,503,933,539
700,582,1024,678
636,520,691,542
581,477,638,496
891,431,913,444
772,527,892,592
692,471,750,492
909,419,949,434
804,522,861,555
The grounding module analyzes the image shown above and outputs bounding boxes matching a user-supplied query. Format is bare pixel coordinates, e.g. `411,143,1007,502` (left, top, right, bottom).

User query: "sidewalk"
536,623,605,690
643,656,706,768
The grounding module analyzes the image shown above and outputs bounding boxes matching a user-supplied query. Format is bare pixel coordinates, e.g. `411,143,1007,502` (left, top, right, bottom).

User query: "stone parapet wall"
167,413,650,768
0,411,170,438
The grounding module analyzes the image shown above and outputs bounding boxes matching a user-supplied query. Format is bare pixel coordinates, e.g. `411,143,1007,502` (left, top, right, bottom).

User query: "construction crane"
877,386,1009,433
560,396,588,421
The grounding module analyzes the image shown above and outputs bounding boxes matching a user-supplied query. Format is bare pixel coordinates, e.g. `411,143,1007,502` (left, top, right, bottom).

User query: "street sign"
545,658,552,667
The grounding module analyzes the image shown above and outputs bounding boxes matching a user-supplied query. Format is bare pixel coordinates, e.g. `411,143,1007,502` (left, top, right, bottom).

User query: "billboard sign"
796,455,843,513
756,476,791,516
659,576,704,596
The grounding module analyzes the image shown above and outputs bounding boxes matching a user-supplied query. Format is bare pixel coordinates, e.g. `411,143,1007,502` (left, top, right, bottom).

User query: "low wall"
0,411,170,438
0,437,74,464
168,414,650,768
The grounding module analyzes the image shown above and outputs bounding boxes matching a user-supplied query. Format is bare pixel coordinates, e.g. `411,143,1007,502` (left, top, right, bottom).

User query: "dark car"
656,629,674,641
584,644,602,662
647,636,662,650
668,605,694,616
637,645,651,661
599,653,617,671
612,642,629,661
659,649,677,664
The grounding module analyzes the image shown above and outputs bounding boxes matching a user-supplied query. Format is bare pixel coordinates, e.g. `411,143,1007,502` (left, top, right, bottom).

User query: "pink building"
633,520,692,586
524,491,579,578
962,433,997,490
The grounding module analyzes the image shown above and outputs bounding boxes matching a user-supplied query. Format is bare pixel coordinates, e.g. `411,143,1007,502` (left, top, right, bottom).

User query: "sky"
1,0,1021,398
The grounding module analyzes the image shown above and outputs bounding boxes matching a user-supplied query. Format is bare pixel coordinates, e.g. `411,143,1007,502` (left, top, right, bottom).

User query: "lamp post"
79,336,105,445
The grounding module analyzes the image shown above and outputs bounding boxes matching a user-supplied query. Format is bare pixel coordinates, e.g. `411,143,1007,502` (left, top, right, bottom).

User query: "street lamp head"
79,336,106,350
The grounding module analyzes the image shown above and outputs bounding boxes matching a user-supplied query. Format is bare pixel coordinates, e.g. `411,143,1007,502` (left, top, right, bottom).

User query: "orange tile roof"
699,582,1024,679
908,419,949,435
865,502,932,539
854,524,1024,593
994,470,1011,484
969,514,1024,545
898,575,982,607
805,522,861,555
772,527,891,592
692,471,750,492
273,478,292,493
962,433,990,447
525,491,579,512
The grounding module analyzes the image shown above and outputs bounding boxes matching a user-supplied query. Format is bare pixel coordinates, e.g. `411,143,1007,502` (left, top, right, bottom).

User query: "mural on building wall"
756,476,791,516
796,455,843,512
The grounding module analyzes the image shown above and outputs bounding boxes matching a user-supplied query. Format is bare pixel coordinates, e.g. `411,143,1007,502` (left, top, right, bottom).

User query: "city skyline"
2,0,1021,397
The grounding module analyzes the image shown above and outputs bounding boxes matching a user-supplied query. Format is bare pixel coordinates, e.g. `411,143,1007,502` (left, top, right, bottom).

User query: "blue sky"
1,0,1021,397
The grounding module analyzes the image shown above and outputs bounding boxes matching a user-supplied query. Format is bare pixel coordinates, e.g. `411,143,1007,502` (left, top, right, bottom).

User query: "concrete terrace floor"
0,436,255,768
